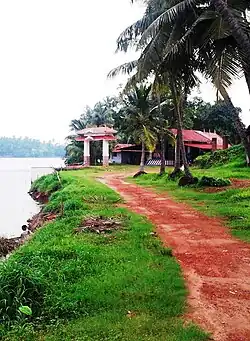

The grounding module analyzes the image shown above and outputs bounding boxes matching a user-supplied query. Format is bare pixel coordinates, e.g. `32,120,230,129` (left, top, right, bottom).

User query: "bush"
0,264,45,323
195,144,245,168
230,189,250,202
168,170,184,181
64,199,85,211
31,173,61,194
198,176,231,187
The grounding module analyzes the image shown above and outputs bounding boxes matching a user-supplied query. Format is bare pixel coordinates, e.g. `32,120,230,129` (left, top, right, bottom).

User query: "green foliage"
185,99,241,144
0,265,45,323
31,173,61,194
230,189,250,202
198,176,231,187
0,137,65,158
1,171,207,340
195,145,245,168
63,198,85,211
18,306,32,316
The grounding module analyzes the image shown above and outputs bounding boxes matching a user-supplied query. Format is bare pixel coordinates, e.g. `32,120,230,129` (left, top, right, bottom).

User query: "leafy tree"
186,99,242,144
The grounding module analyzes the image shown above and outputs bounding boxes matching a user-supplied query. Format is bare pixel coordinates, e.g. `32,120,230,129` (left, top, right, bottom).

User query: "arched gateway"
75,127,117,166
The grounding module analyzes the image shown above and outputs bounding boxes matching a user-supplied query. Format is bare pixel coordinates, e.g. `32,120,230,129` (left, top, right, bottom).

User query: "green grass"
192,164,250,179
0,171,207,341
134,168,250,242
195,144,246,168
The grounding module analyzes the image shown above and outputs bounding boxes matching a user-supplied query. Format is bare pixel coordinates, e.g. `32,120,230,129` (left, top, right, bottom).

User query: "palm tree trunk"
155,75,166,175
173,130,181,173
244,69,250,96
176,108,192,178
212,0,250,61
170,79,193,178
160,134,166,175
139,141,146,172
148,151,153,160
219,86,250,165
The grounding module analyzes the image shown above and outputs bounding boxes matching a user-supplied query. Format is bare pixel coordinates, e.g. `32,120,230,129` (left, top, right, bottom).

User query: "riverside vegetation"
0,171,207,340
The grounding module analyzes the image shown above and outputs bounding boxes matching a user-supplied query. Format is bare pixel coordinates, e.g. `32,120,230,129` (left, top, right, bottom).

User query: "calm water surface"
0,158,64,238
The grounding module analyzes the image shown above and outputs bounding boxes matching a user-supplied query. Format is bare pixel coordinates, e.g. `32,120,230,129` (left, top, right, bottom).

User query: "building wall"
111,152,122,164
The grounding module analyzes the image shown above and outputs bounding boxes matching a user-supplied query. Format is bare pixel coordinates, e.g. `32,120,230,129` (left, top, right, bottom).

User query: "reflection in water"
0,158,64,238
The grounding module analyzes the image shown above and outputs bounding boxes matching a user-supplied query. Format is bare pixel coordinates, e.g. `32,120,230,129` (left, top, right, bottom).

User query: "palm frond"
69,119,86,132
116,10,162,52
139,0,198,47
143,125,157,151
107,60,138,79
202,41,242,89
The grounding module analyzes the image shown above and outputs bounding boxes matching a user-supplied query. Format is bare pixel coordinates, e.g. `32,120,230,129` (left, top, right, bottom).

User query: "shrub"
64,199,85,211
195,144,245,168
230,189,250,202
198,176,231,187
168,170,184,181
31,173,61,194
0,264,45,323
43,201,62,214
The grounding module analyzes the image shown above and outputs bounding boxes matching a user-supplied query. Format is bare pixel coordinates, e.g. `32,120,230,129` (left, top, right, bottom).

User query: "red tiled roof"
171,129,211,143
112,144,134,153
185,143,224,150
197,131,223,145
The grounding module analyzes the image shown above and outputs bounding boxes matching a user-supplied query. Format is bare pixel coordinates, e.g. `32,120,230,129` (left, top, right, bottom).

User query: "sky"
0,0,249,143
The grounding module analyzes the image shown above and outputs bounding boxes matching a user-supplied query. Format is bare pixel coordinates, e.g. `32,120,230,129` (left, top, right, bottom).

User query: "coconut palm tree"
112,0,250,165
117,84,156,173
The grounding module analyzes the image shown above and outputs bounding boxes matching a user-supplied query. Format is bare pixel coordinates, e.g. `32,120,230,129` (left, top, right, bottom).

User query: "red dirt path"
101,174,250,341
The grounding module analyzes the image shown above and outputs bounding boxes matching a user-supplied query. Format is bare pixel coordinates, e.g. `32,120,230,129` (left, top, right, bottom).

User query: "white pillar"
102,140,109,166
84,139,90,166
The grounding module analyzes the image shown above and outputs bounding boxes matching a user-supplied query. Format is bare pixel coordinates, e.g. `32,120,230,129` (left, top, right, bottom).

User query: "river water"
0,158,64,238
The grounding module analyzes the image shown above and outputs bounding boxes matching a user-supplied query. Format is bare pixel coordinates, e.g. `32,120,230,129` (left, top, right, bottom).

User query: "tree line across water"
67,0,250,177
0,137,65,158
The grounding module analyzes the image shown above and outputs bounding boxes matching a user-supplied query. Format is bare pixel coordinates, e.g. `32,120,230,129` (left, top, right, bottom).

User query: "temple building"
75,126,117,166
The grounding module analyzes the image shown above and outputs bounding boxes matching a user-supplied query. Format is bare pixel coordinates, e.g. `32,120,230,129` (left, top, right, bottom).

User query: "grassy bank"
134,166,250,242
0,171,207,340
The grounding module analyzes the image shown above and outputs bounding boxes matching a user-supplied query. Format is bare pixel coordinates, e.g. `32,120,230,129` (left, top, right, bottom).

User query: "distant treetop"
0,136,65,158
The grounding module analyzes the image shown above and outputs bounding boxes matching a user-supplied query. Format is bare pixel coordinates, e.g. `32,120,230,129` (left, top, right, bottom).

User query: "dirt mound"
0,212,57,258
203,178,250,193
29,190,49,204
133,171,147,178
75,216,122,234
28,212,57,232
